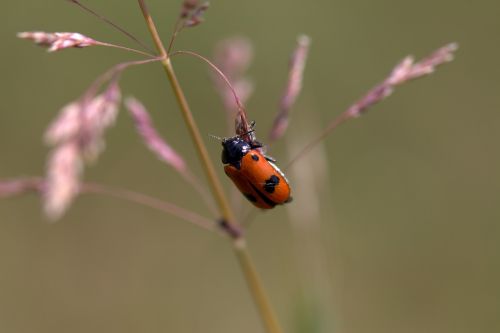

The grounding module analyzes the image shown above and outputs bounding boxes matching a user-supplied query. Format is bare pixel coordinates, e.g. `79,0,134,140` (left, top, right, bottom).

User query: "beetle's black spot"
244,193,257,202
249,183,277,208
264,175,280,193
251,154,259,161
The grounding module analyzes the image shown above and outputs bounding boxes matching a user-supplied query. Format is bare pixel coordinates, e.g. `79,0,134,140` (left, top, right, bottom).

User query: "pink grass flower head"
44,142,82,221
180,0,199,18
125,97,215,213
179,0,209,27
270,35,311,141
43,102,85,220
389,43,458,84
213,37,254,139
125,97,186,173
17,31,98,52
43,82,121,220
184,2,210,27
347,43,458,118
81,83,121,162
287,42,457,167
44,102,82,145
213,37,254,112
45,83,121,162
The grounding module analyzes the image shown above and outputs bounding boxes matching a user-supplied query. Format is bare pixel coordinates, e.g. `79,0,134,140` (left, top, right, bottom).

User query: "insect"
220,133,292,209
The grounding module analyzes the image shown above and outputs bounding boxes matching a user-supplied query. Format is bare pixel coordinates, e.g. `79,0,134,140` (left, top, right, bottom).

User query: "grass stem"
137,2,284,332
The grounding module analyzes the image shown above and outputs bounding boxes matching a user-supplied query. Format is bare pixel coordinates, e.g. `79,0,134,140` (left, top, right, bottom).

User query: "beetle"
221,135,292,209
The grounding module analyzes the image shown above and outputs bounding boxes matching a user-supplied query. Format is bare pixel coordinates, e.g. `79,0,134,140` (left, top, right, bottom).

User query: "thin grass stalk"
137,0,237,229
234,239,284,333
136,2,284,333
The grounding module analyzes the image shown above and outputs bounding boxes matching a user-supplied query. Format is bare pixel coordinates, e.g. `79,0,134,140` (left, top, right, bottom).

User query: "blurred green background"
1,1,499,332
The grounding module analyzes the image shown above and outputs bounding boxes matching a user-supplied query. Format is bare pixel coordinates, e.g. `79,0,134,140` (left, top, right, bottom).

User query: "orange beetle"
221,136,292,209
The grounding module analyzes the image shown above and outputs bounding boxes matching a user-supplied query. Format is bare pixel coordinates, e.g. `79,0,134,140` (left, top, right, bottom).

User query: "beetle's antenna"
238,128,255,138
209,134,223,142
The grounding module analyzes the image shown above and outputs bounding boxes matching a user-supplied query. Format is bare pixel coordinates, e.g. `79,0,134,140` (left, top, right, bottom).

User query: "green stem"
136,2,285,333
234,239,285,333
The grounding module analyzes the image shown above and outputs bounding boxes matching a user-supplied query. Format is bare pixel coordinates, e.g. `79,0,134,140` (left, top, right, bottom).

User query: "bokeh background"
1,1,499,332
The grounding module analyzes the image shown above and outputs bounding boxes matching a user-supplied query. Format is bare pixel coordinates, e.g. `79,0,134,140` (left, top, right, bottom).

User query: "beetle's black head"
221,137,251,168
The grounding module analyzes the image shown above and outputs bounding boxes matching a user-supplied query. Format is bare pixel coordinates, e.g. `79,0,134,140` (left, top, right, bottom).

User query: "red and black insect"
220,134,292,209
